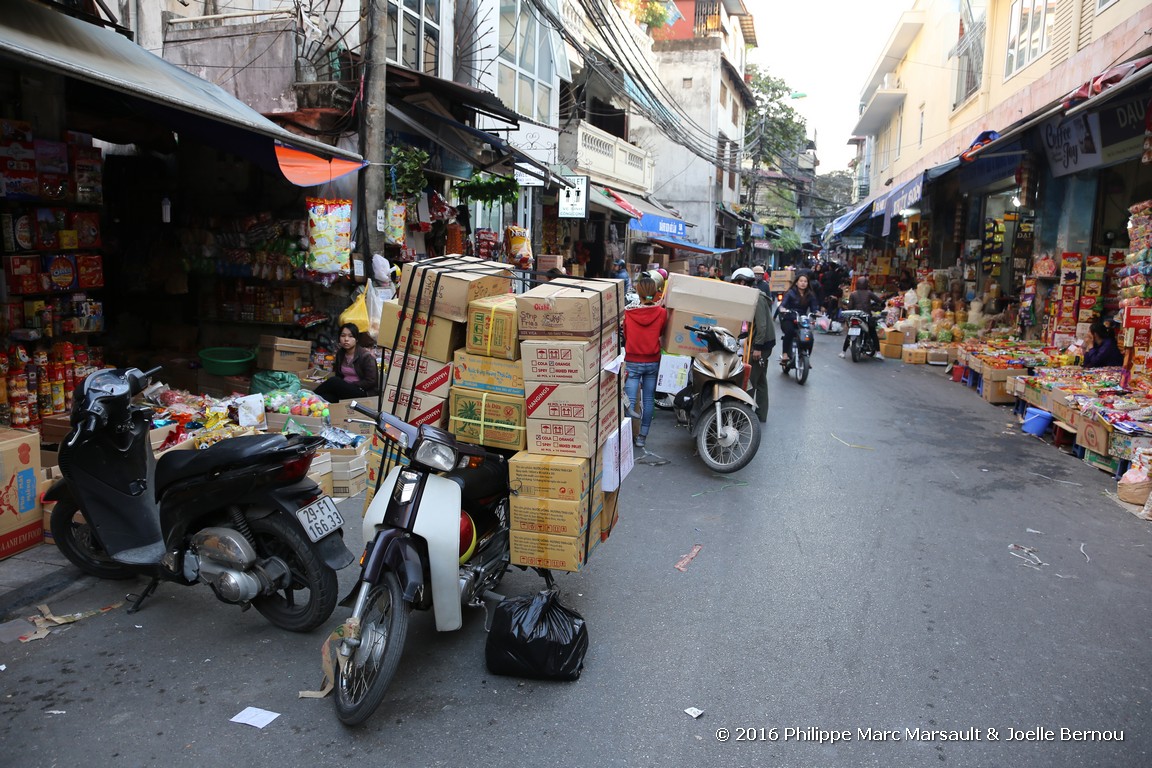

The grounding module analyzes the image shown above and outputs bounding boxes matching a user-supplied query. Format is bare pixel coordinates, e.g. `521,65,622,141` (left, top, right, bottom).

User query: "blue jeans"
624,361,659,437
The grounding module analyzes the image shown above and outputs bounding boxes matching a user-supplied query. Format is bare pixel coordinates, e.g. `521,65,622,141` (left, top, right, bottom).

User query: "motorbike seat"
155,434,290,492
445,453,509,503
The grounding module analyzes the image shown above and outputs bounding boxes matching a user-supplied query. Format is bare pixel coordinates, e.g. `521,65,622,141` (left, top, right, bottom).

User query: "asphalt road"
2,344,1151,768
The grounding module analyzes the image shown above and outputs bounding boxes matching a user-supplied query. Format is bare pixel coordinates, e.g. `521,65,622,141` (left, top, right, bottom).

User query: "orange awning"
274,144,366,186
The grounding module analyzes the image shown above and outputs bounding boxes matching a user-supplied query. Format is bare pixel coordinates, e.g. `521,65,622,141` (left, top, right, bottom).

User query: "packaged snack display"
306,197,352,274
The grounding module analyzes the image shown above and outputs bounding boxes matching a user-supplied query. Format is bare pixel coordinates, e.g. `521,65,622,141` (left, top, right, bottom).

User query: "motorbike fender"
367,467,463,632
363,528,424,605
42,477,75,504
706,382,758,409
260,480,355,571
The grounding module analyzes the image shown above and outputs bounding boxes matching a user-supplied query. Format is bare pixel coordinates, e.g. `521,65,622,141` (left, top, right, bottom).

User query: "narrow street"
3,347,1150,768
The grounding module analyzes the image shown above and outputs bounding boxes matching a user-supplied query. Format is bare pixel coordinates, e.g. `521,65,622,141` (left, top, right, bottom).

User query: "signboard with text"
558,175,589,218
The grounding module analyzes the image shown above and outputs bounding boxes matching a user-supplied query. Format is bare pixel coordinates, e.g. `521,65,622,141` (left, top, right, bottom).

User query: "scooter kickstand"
126,577,160,614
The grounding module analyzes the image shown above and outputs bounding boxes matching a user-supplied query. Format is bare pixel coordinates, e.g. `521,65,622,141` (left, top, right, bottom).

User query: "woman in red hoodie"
623,275,668,448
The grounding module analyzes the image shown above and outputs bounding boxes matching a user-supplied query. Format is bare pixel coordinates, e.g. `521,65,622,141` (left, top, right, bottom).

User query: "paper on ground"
231,707,281,728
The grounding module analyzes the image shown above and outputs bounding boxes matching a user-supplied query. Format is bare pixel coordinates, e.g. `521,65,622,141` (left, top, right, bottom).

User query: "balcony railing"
558,120,654,193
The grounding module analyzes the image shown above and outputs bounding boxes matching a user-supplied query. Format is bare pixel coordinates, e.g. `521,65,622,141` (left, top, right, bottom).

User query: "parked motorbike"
672,325,761,473
842,310,880,362
45,366,353,632
333,400,532,726
778,309,815,385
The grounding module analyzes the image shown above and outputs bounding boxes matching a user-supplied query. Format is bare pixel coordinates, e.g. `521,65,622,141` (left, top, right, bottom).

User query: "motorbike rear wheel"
335,572,409,726
248,513,338,633
654,392,675,411
696,401,761,473
796,352,810,385
50,499,136,580
850,337,861,363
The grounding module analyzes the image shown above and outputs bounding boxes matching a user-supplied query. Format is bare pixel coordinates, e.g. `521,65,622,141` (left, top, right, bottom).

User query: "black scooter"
44,366,354,632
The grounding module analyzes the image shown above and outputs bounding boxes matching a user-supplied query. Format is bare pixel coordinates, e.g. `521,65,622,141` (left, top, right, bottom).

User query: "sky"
745,0,917,173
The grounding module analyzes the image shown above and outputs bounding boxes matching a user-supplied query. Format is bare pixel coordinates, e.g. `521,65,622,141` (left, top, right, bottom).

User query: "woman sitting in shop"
315,323,380,402
1082,320,1124,368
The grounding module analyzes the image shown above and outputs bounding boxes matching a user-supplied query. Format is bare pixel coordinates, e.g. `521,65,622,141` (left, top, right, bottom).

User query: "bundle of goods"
2,342,101,428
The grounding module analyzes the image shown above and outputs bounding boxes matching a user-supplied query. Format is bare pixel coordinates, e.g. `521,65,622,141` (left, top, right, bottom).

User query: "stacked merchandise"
3,342,100,429
982,217,1005,280
1045,253,1084,348
510,277,624,572
1118,201,1152,375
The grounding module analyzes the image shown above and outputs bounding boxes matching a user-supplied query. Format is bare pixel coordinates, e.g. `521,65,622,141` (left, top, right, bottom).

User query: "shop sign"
1097,93,1152,165
558,175,589,218
628,213,686,238
1041,94,1149,178
840,236,864,249
753,239,773,249
750,223,766,238
514,169,545,187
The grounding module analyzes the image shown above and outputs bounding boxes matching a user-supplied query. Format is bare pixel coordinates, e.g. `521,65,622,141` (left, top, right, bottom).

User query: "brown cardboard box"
668,259,691,275
769,270,793,292
601,417,634,493
385,386,448,428
663,308,747,357
1076,416,1112,454
256,335,312,373
508,452,594,501
520,335,619,383
981,378,1015,404
39,413,71,445
525,403,620,458
0,428,43,560
465,294,519,360
664,272,759,323
510,520,600,573
926,349,949,365
378,298,465,363
883,328,907,346
399,255,512,323
901,347,927,364
331,400,375,437
452,349,525,396
384,350,453,400
333,472,368,498
601,489,620,539
266,412,326,434
523,373,617,422
510,490,603,536
879,343,903,359
197,370,252,398
307,469,334,498
447,386,527,451
516,278,621,339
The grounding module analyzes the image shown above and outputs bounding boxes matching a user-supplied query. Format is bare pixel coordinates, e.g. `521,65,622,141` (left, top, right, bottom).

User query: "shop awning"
648,236,738,255
588,184,641,219
611,188,693,237
1063,55,1152,117
827,200,872,237
389,102,559,184
0,0,364,183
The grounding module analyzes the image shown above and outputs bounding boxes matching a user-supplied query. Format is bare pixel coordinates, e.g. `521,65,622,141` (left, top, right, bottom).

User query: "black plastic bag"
485,590,588,680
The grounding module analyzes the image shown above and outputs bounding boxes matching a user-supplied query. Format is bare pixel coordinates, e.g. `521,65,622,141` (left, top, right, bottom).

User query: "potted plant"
453,174,520,212
389,145,429,204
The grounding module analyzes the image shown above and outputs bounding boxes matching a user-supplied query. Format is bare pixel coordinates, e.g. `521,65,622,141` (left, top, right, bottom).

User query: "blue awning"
648,235,739,255
828,200,872,237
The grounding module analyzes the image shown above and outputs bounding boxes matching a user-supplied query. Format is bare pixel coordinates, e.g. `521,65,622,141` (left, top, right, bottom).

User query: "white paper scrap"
231,707,281,728
684,707,704,719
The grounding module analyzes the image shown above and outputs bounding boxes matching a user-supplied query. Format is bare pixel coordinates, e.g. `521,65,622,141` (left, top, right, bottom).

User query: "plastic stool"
1072,444,1086,459
1115,459,1131,481
1052,421,1076,447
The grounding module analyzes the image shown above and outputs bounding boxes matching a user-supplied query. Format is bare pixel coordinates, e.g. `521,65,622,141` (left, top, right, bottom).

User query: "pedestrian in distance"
1083,320,1123,368
731,267,775,422
778,273,821,365
623,275,668,449
753,265,773,297
612,258,632,292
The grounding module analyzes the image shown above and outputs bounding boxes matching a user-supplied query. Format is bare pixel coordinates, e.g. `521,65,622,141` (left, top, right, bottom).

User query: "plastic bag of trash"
485,589,587,680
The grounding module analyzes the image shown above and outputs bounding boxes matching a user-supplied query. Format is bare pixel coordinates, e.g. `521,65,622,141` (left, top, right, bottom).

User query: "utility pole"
361,0,388,270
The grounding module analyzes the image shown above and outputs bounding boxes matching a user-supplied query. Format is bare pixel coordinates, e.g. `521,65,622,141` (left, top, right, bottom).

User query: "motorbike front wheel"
335,571,409,726
50,499,136,580
850,337,861,363
796,352,810,385
248,513,338,632
696,401,761,473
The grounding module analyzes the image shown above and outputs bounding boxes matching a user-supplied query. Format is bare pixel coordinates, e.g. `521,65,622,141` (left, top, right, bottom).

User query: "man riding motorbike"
731,267,775,423
839,276,884,359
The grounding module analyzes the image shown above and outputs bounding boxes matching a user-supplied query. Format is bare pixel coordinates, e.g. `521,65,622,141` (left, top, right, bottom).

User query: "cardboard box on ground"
0,429,43,560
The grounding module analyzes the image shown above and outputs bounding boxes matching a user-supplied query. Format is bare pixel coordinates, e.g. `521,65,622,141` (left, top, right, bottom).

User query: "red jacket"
624,304,668,363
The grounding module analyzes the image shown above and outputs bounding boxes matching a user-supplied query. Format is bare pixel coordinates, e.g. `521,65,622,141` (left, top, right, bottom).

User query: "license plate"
296,496,344,542
848,327,862,336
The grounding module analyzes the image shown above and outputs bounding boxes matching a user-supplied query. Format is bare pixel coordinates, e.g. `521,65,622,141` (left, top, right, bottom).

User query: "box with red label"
1,210,34,252
36,137,72,200
35,208,67,250
42,253,78,292
1079,295,1100,311
0,120,32,142
0,428,43,561
524,373,618,422
525,402,620,459
0,302,23,334
384,385,446,428
3,254,40,295
76,252,104,289
0,141,38,199
70,211,101,248
1122,306,1152,329
384,349,453,399
1060,285,1079,300
1082,280,1103,297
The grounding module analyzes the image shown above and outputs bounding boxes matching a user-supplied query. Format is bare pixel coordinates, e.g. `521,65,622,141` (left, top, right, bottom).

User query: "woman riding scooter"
778,272,820,367
839,277,884,359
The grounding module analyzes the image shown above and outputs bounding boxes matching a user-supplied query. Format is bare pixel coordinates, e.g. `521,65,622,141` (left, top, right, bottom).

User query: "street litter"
1008,544,1046,568
691,480,746,496
20,602,123,643
1080,543,1090,563
830,433,873,450
0,664,6,671
674,545,703,572
230,706,280,728
45,710,65,715
1026,528,1045,535
1029,471,1082,486
684,707,704,719
299,618,359,699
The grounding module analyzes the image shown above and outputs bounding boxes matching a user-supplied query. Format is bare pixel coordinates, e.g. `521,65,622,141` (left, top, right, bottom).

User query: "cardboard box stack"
508,277,625,572
660,273,757,357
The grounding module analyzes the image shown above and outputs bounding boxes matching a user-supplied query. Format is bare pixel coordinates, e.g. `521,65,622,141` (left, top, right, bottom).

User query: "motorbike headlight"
721,334,739,354
413,437,458,472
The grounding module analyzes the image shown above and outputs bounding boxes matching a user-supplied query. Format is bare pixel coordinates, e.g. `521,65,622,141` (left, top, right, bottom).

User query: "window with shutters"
1004,0,1056,78
387,0,440,75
